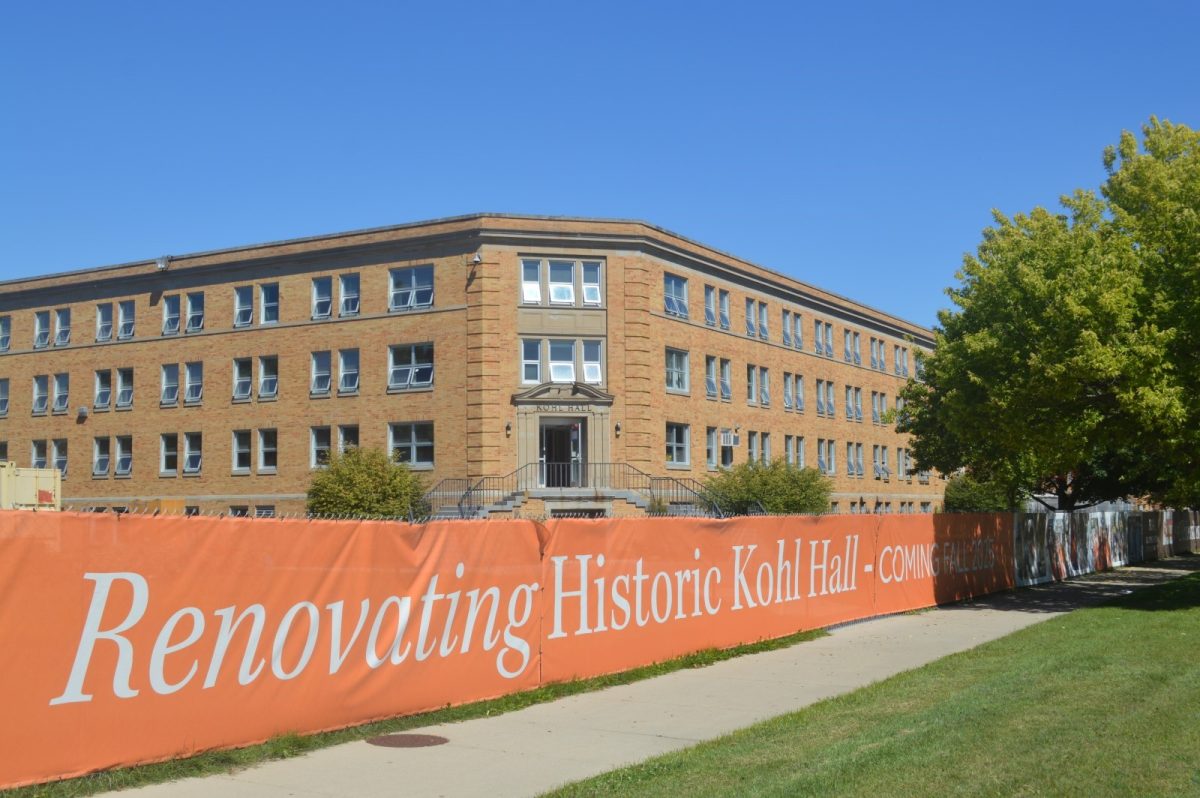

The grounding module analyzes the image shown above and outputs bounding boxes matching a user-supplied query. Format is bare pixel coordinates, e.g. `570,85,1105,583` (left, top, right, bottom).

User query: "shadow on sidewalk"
939,556,1200,616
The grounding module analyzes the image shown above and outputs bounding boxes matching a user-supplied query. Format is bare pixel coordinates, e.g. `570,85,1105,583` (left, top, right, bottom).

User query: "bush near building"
941,472,1017,512
704,460,831,515
306,447,428,518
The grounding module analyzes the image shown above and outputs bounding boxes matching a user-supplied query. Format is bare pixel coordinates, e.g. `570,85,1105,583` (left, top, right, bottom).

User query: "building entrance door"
539,418,585,487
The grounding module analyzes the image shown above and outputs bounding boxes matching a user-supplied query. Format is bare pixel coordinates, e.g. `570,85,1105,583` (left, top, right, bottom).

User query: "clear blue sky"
2,1,1196,328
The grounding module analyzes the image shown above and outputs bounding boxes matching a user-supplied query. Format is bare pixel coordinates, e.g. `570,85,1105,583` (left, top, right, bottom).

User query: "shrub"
704,459,832,515
306,447,429,518
942,471,1016,512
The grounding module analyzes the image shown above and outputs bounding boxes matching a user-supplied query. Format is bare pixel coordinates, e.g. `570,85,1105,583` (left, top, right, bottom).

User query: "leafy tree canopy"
942,472,1019,513
306,447,429,518
901,117,1195,510
704,460,832,515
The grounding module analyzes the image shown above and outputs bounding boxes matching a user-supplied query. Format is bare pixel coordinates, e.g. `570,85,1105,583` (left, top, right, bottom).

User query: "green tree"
1103,118,1200,506
941,472,1018,513
704,459,832,515
899,179,1178,511
306,447,429,518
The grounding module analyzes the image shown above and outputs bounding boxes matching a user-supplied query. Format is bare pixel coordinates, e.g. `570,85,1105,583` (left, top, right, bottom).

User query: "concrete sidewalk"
114,559,1199,798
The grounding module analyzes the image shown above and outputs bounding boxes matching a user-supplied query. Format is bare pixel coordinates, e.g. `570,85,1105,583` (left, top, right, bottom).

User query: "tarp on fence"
0,508,1153,788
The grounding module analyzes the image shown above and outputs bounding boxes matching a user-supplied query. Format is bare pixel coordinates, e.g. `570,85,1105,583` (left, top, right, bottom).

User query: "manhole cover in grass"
366,733,449,748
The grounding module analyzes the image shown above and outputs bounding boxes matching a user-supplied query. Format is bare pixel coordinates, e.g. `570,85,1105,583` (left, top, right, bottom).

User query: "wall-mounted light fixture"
615,422,622,437
505,421,512,437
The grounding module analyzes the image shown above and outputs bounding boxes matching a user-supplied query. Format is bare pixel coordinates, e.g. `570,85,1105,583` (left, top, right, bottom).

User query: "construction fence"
0,508,1192,788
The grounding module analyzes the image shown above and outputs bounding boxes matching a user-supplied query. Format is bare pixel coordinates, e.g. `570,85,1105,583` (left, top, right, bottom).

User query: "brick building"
0,214,943,517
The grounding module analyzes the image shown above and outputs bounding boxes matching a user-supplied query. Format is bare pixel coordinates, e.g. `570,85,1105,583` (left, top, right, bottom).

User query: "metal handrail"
424,478,474,517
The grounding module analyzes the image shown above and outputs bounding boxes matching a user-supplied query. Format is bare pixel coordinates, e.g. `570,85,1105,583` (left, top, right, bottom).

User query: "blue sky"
2,1,1196,328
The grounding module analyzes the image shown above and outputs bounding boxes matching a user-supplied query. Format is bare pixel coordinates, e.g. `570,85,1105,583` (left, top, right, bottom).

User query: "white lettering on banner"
877,540,997,584
49,536,872,706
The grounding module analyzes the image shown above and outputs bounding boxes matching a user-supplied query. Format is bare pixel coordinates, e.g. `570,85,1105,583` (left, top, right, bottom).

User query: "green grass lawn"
4,629,826,798
549,573,1200,798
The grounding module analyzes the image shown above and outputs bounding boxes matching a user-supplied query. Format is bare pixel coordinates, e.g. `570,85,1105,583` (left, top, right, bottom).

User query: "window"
32,375,48,414
826,439,837,475
389,266,434,311
843,329,852,362
895,345,909,376
54,308,71,346
845,386,854,418
0,315,9,350
813,319,823,355
160,434,178,474
232,359,252,400
582,340,603,384
255,505,276,519
791,312,803,349
549,340,575,382
718,289,730,330
229,506,249,518
757,302,768,340
117,301,135,339
0,442,7,461
823,322,833,356
389,343,434,390
785,435,795,466
795,436,806,468
666,422,690,465
872,445,881,478
0,378,8,416
784,372,793,409
184,362,203,403
761,432,771,463
816,379,826,415
719,428,735,467
311,351,331,395
183,432,202,474
115,436,133,476
847,442,856,477
817,438,827,474
34,311,50,348
258,429,278,473
338,424,358,452
704,286,717,326
162,295,181,335
794,374,805,412
825,380,835,418
706,427,718,469
166,364,183,407
52,373,69,413
748,431,759,463
116,368,133,408
705,356,718,399
548,260,575,304
856,443,865,477
234,286,253,327
185,292,205,332
312,277,333,319
663,274,688,318
258,356,278,399
719,358,732,401
521,259,541,303
852,332,861,364
52,439,67,476
260,284,280,324
855,388,863,421
311,426,331,467
746,364,757,404
338,349,359,394
521,339,541,384
31,440,47,469
758,366,769,406
582,262,602,305
93,437,110,477
871,392,881,424
665,348,689,393
390,422,434,467
339,273,360,316
782,310,792,346
745,298,756,336
921,502,932,513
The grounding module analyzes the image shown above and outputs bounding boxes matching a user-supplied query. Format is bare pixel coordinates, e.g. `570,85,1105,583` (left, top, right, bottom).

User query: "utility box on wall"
0,462,61,511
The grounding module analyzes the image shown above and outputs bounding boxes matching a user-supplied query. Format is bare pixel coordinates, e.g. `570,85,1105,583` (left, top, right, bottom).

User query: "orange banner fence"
0,508,1172,788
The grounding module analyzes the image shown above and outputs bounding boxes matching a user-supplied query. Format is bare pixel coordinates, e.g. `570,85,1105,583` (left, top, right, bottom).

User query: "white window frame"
548,340,575,383
389,422,434,468
183,432,202,474
582,340,602,384
338,349,359,394
665,422,690,466
704,285,717,326
521,259,542,304
234,286,253,327
52,373,69,413
782,310,792,345
757,302,768,340
665,348,689,393
311,426,332,468
663,273,688,318
115,435,133,476
548,260,575,304
184,362,203,403
232,358,252,401
258,356,279,399
719,358,732,401
232,430,252,473
745,298,756,336
162,295,181,336
706,427,718,469
312,277,333,319
54,308,71,346
389,343,434,390
118,302,135,339
31,440,48,469
0,378,8,416
311,351,331,395
116,368,133,408
705,356,718,399
521,339,541,384
93,437,110,477
758,366,769,406
338,424,359,453
160,433,178,475
582,261,602,306
32,375,49,414
0,315,10,351
339,273,360,316
260,284,280,325
52,438,68,476
389,266,434,312
34,311,50,348
257,429,278,473
718,289,730,330
185,292,205,333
